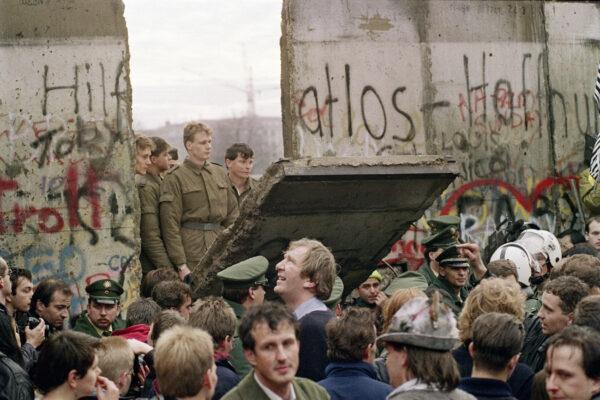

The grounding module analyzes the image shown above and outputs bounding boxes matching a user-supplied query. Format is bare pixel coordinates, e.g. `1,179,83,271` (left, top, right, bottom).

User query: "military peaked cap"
217,256,269,289
86,279,123,305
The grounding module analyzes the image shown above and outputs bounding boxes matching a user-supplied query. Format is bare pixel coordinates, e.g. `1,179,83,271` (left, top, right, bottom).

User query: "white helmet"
490,242,540,287
516,229,562,268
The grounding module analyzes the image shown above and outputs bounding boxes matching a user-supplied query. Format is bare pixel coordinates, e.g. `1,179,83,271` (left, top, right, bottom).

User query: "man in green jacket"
73,279,125,338
418,216,461,286
222,302,330,400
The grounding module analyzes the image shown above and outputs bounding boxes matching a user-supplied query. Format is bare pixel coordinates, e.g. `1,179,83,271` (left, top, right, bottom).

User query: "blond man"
154,325,218,400
274,238,336,381
134,135,154,176
95,336,135,397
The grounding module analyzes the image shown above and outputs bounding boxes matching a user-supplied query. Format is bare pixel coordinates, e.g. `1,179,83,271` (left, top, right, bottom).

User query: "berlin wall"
0,0,139,313
282,0,600,267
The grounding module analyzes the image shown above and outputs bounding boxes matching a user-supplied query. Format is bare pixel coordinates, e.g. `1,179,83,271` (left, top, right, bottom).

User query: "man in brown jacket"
138,136,173,275
159,122,238,282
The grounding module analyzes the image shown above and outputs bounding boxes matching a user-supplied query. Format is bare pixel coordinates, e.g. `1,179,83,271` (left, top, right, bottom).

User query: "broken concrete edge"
190,156,458,296
280,0,297,158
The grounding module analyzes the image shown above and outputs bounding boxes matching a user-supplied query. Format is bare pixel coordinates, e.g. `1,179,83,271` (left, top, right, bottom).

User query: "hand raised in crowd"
95,376,120,400
374,291,388,307
127,338,153,354
25,318,45,348
177,263,191,281
456,242,487,279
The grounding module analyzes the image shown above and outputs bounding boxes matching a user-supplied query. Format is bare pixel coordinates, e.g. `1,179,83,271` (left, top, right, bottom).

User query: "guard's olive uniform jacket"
159,159,239,268
72,312,125,338
229,176,259,206
225,299,251,377
221,372,330,400
428,274,480,317
137,173,172,274
418,261,438,286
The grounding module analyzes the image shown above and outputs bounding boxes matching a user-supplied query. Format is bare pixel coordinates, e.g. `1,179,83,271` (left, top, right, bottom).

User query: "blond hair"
183,122,212,148
155,326,214,398
382,288,427,332
189,297,236,348
457,278,525,342
95,337,134,384
288,238,336,300
135,135,154,153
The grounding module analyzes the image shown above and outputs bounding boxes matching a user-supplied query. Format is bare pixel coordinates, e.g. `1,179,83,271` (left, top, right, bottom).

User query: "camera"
27,316,50,336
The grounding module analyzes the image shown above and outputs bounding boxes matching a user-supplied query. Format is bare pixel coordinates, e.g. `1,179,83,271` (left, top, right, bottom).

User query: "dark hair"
150,310,186,344
152,281,191,310
557,229,586,244
239,302,298,351
31,331,99,394
563,243,599,258
486,259,518,281
326,307,375,362
126,298,162,326
222,285,254,304
31,278,72,312
574,295,600,332
560,255,600,290
0,314,23,367
9,267,32,296
150,137,170,157
585,216,600,234
141,268,178,298
471,312,524,373
168,148,178,161
225,143,253,161
548,325,600,379
543,276,590,314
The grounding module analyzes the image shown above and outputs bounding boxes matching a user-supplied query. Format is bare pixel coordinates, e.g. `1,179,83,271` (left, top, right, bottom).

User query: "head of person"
149,136,171,173
168,148,179,168
469,312,524,380
149,309,187,346
538,275,590,336
140,267,179,298
274,238,336,305
326,307,376,363
436,245,470,291
31,331,100,397
559,254,600,294
563,243,599,258
154,325,217,400
574,294,600,332
376,292,460,390
421,219,460,271
458,278,525,342
356,270,382,305
151,280,193,319
8,267,33,313
32,278,73,330
239,302,300,395
135,135,154,175
126,297,162,327
487,259,519,285
0,258,11,304
218,256,269,307
96,336,134,396
545,325,600,400
225,143,254,180
183,122,213,164
382,288,427,332
585,216,600,251
85,279,123,330
189,297,236,353
558,229,586,254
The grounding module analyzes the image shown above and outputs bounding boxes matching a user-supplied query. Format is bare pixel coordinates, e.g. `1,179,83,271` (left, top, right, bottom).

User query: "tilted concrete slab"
192,155,458,299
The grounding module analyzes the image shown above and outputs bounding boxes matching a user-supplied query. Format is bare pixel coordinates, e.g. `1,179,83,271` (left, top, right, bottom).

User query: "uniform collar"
184,158,213,175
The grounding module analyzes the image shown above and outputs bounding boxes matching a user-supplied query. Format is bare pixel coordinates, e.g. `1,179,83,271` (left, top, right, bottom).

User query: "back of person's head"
458,278,525,342
382,288,426,332
126,297,161,326
574,295,600,332
189,297,236,348
486,259,519,282
32,331,98,394
150,310,187,345
141,268,178,298
471,312,524,373
152,280,191,310
31,278,72,311
288,238,336,299
547,325,600,380
154,325,215,398
96,336,134,392
558,229,586,244
543,275,590,314
563,243,599,258
559,255,600,291
239,302,298,351
326,307,375,362
9,267,32,296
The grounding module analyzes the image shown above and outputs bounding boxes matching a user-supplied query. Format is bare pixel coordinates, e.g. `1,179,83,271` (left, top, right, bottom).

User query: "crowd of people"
1,121,600,400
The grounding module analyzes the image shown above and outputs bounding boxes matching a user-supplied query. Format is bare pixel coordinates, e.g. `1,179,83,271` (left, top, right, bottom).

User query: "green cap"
86,279,123,305
421,226,460,250
437,246,470,269
324,276,344,308
384,271,428,296
217,256,269,289
427,216,460,234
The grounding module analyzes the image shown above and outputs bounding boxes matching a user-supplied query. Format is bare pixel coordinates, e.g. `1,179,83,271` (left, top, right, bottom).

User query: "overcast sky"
123,0,282,129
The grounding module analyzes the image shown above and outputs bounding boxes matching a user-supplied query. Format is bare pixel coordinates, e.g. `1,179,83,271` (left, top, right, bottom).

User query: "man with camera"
73,279,126,338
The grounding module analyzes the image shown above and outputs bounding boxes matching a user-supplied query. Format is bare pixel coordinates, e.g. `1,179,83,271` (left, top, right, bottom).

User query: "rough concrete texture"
192,156,458,298
0,0,139,314
282,0,600,252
